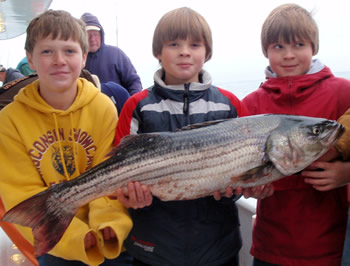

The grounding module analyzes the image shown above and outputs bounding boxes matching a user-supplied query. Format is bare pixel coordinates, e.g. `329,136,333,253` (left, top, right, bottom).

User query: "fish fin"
107,133,160,157
2,189,76,257
108,119,229,157
179,119,228,131
236,162,282,186
238,163,273,181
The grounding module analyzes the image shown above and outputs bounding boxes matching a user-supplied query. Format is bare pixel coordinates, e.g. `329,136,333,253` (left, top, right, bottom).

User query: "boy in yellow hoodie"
0,10,132,265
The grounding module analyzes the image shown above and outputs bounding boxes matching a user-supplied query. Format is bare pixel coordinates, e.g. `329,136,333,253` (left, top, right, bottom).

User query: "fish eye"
312,126,321,135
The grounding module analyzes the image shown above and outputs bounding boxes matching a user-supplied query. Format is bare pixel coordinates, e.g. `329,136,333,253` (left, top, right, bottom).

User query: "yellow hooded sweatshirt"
0,78,132,265
336,108,350,160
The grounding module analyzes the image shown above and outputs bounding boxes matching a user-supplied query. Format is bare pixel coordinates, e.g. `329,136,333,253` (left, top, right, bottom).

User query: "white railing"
237,197,257,266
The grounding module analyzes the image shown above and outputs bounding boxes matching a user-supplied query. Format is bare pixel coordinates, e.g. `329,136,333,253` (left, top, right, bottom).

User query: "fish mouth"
322,121,345,147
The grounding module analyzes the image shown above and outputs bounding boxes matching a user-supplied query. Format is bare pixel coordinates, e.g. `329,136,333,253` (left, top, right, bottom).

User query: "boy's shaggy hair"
25,10,89,54
152,7,213,62
261,3,319,57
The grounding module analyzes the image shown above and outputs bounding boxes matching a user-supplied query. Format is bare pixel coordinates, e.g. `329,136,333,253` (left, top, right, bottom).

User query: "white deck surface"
0,227,33,266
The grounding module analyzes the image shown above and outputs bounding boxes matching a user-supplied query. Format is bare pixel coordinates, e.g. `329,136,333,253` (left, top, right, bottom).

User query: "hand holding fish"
213,184,274,200
84,227,116,251
212,187,235,200
238,184,274,199
303,161,350,191
115,182,153,209
302,146,350,191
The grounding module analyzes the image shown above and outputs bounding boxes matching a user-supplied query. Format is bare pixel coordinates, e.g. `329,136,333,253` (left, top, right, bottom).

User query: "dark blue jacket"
3,68,24,85
115,70,248,266
101,81,130,115
81,13,142,95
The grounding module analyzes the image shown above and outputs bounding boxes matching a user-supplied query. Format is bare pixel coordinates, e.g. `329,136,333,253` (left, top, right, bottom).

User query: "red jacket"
242,64,350,266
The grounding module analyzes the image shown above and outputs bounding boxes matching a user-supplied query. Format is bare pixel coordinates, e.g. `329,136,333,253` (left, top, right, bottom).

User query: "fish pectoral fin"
237,162,275,182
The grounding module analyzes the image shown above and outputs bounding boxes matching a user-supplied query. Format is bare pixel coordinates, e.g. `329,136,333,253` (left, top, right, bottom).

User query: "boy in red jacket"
302,109,350,266
242,3,350,266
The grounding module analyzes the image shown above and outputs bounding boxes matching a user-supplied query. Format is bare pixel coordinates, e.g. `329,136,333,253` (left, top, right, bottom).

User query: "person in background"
0,74,37,109
0,65,24,86
80,12,142,96
113,7,273,266
302,109,350,266
16,57,35,75
0,10,132,265
242,3,350,265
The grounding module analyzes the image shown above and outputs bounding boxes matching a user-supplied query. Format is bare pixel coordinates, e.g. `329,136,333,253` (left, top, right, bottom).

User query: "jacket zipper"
183,83,190,115
288,79,293,113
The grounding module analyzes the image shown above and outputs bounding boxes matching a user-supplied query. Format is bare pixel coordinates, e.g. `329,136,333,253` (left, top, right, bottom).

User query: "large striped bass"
2,114,344,257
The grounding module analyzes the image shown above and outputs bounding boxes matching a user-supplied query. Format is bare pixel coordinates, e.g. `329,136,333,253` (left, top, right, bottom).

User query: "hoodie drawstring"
70,112,80,176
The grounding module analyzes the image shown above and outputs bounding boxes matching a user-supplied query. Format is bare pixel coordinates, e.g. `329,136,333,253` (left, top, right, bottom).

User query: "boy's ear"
26,51,36,71
156,55,162,65
81,52,88,68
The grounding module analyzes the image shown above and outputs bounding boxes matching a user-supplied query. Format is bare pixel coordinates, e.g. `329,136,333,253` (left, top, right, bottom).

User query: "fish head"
266,116,344,176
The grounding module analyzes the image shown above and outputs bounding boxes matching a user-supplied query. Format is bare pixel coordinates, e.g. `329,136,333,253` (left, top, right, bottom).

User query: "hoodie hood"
15,78,100,115
260,59,333,104
80,13,105,49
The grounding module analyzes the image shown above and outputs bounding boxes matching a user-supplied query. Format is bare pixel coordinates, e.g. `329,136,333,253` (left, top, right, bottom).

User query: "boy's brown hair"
25,10,89,54
152,7,213,62
261,3,319,58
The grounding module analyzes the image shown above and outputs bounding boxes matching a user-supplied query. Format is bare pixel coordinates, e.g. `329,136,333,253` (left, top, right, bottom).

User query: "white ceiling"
0,0,52,40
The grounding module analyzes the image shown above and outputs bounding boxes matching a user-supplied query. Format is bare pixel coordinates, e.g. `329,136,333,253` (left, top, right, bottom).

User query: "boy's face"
27,36,87,97
156,37,206,85
266,40,313,77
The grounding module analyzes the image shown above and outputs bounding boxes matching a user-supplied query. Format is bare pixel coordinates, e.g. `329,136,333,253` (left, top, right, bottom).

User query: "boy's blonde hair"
261,3,319,58
152,7,212,62
25,10,89,55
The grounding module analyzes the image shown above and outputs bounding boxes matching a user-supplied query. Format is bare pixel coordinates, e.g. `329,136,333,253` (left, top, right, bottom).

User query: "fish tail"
2,190,76,257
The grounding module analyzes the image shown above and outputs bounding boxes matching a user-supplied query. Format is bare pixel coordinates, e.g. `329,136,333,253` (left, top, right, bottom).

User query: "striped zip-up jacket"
115,69,248,266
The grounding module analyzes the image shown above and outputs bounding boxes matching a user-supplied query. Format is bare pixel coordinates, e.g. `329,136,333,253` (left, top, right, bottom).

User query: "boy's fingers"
134,182,145,204
234,186,243,195
84,232,97,250
142,185,153,206
103,227,116,240
213,191,221,201
225,187,234,197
